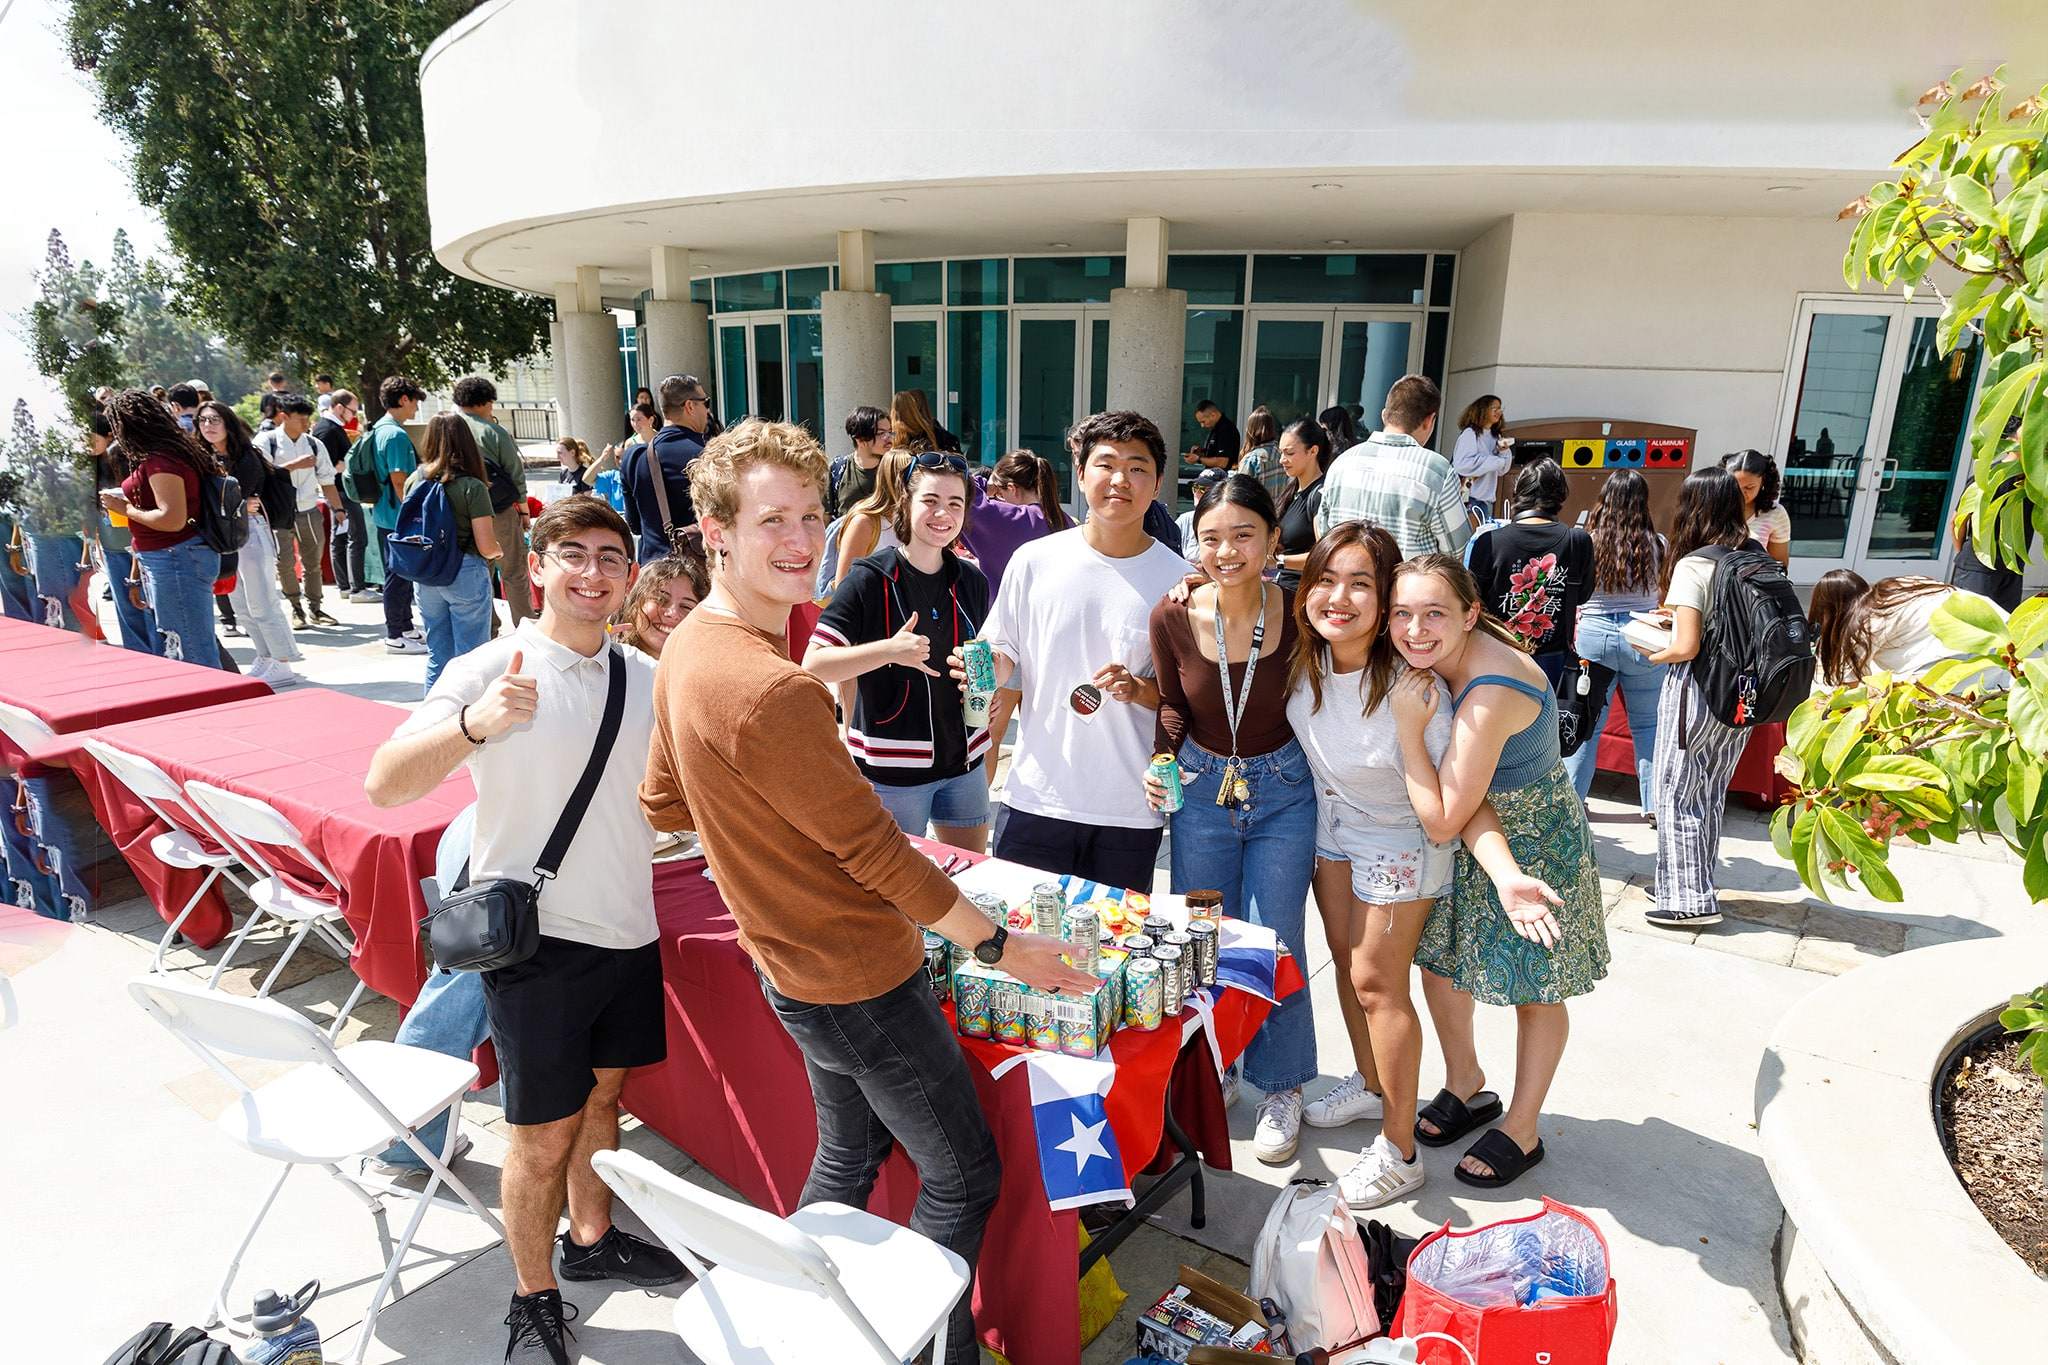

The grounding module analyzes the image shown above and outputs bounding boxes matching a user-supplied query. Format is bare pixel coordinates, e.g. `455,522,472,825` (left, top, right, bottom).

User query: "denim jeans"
227,517,303,663
1168,737,1318,1094
760,967,1000,1365
0,517,36,621
415,554,495,691
137,537,224,667
100,535,159,654
376,527,415,639
4,774,67,920
1560,608,1670,812
872,769,992,836
23,532,84,633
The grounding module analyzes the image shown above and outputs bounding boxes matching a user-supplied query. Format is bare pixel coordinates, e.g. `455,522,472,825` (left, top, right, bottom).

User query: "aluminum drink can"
1124,957,1166,1031
1098,928,1119,950
1121,933,1155,955
1148,753,1184,813
1185,919,1219,987
1061,906,1099,970
954,974,994,1037
1026,999,1061,1051
962,638,999,696
1057,1014,1101,1057
922,929,953,1003
990,986,1027,1042
970,892,1007,928
1029,881,1066,933
1142,913,1174,939
1150,945,1186,1011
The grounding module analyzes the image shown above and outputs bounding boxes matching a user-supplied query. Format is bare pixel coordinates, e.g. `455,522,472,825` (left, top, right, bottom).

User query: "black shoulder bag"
426,648,628,972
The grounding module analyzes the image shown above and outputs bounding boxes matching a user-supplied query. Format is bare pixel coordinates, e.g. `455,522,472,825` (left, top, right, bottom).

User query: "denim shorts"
872,768,991,834
1315,798,1455,905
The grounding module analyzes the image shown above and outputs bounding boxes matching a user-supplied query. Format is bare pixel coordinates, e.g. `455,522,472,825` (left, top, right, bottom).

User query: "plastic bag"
1409,1204,1608,1308
1394,1199,1617,1364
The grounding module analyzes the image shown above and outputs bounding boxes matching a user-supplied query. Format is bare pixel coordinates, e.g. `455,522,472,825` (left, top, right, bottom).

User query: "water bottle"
247,1280,324,1364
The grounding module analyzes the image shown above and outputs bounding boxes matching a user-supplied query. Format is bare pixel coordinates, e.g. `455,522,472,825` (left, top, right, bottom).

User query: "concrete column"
561,310,624,448
547,317,570,439
1107,285,1188,455
821,290,892,458
642,299,711,390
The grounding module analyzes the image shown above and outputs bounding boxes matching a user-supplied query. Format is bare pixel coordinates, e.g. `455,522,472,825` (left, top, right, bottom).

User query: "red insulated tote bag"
1392,1197,1618,1364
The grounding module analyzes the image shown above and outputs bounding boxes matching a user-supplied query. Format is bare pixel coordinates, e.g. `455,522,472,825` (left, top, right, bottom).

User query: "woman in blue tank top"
1382,554,1610,1190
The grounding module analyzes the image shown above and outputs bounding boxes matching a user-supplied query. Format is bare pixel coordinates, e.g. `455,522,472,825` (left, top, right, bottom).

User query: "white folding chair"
128,975,503,1365
590,1148,970,1364
80,739,252,973
183,781,367,1033
0,968,15,1029
0,700,58,760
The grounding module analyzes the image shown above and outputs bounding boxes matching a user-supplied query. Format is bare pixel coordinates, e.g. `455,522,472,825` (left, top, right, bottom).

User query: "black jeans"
760,967,1000,1365
335,499,367,592
375,526,413,638
994,804,1164,892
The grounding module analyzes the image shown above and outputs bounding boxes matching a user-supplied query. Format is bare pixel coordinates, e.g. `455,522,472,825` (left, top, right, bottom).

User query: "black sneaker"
503,1288,578,1363
310,607,339,626
289,600,308,628
1644,900,1722,928
557,1224,687,1286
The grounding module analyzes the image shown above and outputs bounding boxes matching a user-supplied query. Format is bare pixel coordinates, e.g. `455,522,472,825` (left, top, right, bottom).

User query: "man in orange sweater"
641,418,1091,1365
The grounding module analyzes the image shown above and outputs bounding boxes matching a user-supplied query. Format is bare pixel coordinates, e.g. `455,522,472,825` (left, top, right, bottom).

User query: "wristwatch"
973,924,1009,966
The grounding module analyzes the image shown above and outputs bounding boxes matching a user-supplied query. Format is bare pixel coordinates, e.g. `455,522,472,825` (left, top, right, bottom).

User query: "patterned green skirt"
1414,763,1610,1006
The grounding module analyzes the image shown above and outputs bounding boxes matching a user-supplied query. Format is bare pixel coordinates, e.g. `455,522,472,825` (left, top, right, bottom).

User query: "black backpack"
192,467,250,556
1682,545,1814,742
103,1323,235,1364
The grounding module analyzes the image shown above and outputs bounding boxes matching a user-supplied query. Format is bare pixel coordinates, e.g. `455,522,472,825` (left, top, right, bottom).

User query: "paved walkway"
1,588,2031,1362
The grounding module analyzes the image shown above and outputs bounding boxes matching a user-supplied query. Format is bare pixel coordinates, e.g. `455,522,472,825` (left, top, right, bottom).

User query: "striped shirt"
1313,431,1472,558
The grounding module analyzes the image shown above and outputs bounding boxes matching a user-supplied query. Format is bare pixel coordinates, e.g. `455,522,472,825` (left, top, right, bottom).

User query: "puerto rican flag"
991,1051,1130,1211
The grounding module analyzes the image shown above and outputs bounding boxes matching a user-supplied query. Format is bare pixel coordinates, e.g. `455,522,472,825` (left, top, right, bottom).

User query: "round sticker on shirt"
1068,682,1103,719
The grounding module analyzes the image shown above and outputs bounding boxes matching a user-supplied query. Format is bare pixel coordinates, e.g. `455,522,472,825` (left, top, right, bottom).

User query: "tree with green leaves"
26,230,127,426
64,0,552,399
104,230,269,403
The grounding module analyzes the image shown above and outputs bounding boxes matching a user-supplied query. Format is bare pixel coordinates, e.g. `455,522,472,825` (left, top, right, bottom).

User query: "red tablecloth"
620,850,1295,1365
0,617,270,768
67,689,469,982
1593,702,1788,806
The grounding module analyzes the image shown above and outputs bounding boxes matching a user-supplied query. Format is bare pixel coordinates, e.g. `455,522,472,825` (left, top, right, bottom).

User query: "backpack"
1684,544,1814,740
812,513,881,603
481,453,521,514
825,453,852,519
192,468,249,556
102,1323,235,1365
250,434,299,530
383,479,465,587
1248,1178,1380,1353
341,430,385,506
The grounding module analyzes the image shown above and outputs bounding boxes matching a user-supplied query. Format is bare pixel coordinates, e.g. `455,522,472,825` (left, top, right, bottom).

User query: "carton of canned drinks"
1150,945,1186,1011
953,973,994,1037
1185,919,1219,987
990,984,1027,1042
1121,932,1155,956
1030,881,1066,933
1026,1000,1061,1052
922,929,953,1003
1124,957,1166,1031
1148,753,1184,813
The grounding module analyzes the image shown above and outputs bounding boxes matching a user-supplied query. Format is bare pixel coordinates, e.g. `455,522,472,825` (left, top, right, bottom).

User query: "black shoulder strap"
645,440,676,538
533,648,628,884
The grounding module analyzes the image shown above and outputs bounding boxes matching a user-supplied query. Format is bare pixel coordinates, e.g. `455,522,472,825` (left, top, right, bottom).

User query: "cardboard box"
954,948,1125,1056
1137,1265,1274,1361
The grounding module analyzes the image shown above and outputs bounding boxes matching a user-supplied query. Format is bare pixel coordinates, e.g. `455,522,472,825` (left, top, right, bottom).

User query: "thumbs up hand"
466,649,539,739
877,615,938,675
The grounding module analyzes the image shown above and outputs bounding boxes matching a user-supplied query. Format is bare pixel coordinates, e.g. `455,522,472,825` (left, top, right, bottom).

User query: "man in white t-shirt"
366,495,683,1362
960,410,1191,890
253,393,340,627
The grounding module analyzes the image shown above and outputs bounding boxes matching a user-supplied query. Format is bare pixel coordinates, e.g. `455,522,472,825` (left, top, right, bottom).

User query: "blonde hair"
558,436,592,469
848,449,913,526
687,418,828,528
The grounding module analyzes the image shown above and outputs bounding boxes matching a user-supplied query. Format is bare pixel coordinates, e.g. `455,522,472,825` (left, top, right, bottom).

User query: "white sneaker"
1251,1088,1304,1164
363,1131,473,1179
1339,1133,1426,1210
1220,1064,1242,1111
261,662,301,689
1304,1071,1385,1128
385,635,427,654
403,628,425,642
348,588,382,603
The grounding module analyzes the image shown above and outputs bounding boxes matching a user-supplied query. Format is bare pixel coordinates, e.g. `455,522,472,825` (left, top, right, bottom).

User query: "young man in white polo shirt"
366,495,683,1365
960,410,1191,890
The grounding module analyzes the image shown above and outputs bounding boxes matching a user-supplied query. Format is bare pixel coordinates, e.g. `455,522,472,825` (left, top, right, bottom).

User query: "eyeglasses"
540,546,633,578
910,453,969,474
196,413,225,426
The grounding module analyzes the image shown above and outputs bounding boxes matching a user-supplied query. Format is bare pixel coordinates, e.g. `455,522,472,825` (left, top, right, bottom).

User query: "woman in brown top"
1144,473,1320,1163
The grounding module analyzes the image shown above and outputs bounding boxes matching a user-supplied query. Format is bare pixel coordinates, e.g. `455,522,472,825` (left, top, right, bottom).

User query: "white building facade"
420,0,2043,585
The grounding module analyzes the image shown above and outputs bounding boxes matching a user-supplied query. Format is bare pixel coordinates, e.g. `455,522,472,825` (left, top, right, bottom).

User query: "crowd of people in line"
23,359,2024,1365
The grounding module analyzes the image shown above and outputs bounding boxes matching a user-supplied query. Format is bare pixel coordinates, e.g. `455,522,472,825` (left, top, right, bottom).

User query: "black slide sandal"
1414,1088,1503,1148
1454,1128,1546,1188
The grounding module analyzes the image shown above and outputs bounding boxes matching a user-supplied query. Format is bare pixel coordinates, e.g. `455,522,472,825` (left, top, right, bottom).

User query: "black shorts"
481,935,666,1126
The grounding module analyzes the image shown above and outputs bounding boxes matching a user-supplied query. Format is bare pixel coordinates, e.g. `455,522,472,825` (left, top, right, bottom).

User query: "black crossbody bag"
427,649,627,972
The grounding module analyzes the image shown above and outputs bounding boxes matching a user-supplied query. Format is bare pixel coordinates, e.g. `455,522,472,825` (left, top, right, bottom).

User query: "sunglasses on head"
910,453,968,474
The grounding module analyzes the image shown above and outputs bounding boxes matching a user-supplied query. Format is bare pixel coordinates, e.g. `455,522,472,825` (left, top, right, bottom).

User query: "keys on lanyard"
1213,589,1265,813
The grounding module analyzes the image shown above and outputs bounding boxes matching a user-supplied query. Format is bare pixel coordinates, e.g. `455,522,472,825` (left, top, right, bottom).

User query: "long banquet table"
620,848,1298,1365
66,689,469,983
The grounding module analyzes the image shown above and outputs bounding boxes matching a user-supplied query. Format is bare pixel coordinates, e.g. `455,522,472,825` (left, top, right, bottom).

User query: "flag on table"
993,1050,1130,1211
1215,918,1279,1003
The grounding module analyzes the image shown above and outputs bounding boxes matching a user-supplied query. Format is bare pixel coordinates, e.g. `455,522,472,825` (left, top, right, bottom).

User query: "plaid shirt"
1313,431,1472,558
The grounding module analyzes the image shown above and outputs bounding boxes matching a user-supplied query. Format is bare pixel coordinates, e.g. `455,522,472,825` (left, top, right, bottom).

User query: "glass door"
715,322,750,428
1245,309,1420,434
891,310,942,425
713,318,789,425
1774,298,1986,582
751,321,785,423
1012,311,1081,505
1329,314,1417,440
1246,313,1327,428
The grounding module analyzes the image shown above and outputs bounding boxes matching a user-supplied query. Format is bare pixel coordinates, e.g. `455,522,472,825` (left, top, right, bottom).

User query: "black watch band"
973,923,1009,966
